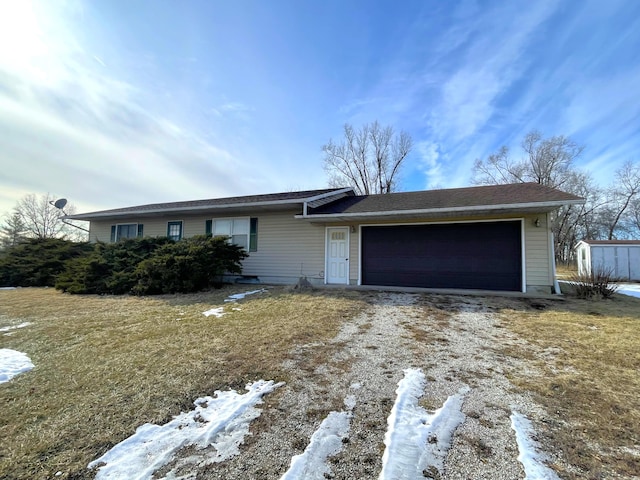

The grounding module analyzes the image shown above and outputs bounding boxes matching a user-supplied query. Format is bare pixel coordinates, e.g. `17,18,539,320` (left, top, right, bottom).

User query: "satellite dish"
54,198,68,210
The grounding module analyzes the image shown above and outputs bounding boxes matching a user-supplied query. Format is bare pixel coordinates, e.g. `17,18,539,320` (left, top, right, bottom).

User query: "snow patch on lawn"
202,307,225,318
0,286,16,290
203,289,266,316
88,380,283,480
0,349,34,383
379,368,467,480
0,322,32,333
617,283,640,298
224,289,266,302
510,411,559,479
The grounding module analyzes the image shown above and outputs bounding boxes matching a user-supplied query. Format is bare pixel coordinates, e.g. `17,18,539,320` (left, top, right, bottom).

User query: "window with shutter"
210,217,257,251
167,221,183,241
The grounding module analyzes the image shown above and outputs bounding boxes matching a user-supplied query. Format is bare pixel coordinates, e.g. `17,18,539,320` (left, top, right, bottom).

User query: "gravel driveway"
185,291,561,479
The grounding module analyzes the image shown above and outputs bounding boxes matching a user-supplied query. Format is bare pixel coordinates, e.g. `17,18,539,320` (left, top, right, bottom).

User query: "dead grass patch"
0,287,366,480
498,294,640,479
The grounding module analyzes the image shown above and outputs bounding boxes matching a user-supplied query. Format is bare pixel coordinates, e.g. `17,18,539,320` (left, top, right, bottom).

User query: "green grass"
0,287,366,479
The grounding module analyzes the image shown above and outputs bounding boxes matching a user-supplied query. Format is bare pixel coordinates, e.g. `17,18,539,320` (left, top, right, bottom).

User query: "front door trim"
325,227,350,285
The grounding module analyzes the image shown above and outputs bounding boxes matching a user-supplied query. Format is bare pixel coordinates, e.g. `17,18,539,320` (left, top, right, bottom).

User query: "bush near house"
56,237,173,294
56,235,247,295
0,238,93,287
132,235,247,295
568,266,621,299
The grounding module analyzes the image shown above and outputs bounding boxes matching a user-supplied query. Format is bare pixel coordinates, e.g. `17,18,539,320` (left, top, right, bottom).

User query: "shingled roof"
67,188,353,220
303,183,583,220
68,183,583,222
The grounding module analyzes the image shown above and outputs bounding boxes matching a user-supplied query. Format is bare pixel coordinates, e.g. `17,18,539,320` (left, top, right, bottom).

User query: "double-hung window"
167,221,183,241
110,223,143,242
208,217,258,251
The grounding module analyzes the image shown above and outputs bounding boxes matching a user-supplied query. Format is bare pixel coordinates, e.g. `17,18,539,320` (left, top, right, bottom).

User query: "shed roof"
578,240,640,246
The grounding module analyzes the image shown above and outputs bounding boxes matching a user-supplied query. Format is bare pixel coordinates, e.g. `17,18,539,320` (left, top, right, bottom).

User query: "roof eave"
65,188,356,221
296,199,585,222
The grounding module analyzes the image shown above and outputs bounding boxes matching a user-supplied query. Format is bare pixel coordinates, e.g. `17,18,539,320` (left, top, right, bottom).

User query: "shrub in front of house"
132,235,248,295
56,237,173,294
56,235,247,295
0,238,93,287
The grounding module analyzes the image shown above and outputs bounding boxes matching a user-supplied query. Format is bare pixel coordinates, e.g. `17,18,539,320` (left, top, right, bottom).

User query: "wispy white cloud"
0,2,258,213
414,140,444,189
429,1,558,141
210,101,254,121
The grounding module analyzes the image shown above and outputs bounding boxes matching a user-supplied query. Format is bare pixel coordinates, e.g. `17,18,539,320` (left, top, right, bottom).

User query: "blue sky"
0,0,639,215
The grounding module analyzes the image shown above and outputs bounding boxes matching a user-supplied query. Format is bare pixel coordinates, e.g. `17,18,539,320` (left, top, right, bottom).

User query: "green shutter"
249,218,258,252
110,225,116,242
137,224,144,237
205,219,212,236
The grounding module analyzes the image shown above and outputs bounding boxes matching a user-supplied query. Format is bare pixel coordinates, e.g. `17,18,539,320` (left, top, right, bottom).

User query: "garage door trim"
357,218,526,292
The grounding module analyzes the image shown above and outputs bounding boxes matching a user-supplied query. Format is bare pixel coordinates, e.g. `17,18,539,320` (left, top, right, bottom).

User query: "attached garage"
361,221,523,291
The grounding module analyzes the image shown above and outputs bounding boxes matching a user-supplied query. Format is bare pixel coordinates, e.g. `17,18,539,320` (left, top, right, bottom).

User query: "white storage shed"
576,240,640,281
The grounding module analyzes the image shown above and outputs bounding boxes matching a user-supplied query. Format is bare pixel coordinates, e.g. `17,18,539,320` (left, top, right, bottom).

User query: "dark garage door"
361,221,522,291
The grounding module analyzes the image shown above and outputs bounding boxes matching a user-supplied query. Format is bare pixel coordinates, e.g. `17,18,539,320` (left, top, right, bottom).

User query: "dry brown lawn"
1,286,638,479
0,287,366,480
497,293,640,479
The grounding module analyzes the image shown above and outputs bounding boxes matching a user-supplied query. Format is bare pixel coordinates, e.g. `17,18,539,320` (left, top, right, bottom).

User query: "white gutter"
304,187,353,203
295,199,585,220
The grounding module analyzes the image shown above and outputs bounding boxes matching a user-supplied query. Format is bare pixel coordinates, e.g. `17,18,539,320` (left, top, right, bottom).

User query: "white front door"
326,227,349,284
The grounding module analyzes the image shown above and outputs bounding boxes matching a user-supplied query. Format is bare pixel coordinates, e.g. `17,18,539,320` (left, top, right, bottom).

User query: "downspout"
549,216,561,294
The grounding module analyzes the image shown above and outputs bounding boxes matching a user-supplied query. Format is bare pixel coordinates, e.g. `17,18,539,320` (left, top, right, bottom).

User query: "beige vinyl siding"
89,221,112,243
240,211,325,282
349,227,359,284
523,213,552,289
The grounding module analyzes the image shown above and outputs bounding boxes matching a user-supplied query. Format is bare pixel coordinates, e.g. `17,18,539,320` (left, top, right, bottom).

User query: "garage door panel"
361,222,522,291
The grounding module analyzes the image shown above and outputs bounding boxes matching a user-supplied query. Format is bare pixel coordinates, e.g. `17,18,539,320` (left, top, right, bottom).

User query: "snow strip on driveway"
88,380,283,480
0,348,34,383
379,368,467,480
511,411,560,480
280,394,356,480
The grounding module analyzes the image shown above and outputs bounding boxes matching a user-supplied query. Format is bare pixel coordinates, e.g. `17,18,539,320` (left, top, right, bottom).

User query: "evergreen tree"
0,211,27,249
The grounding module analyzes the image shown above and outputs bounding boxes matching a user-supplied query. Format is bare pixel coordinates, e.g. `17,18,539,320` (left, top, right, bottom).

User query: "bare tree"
12,193,85,241
601,161,640,239
323,121,412,195
473,131,590,263
473,130,584,189
0,211,27,249
629,196,640,237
